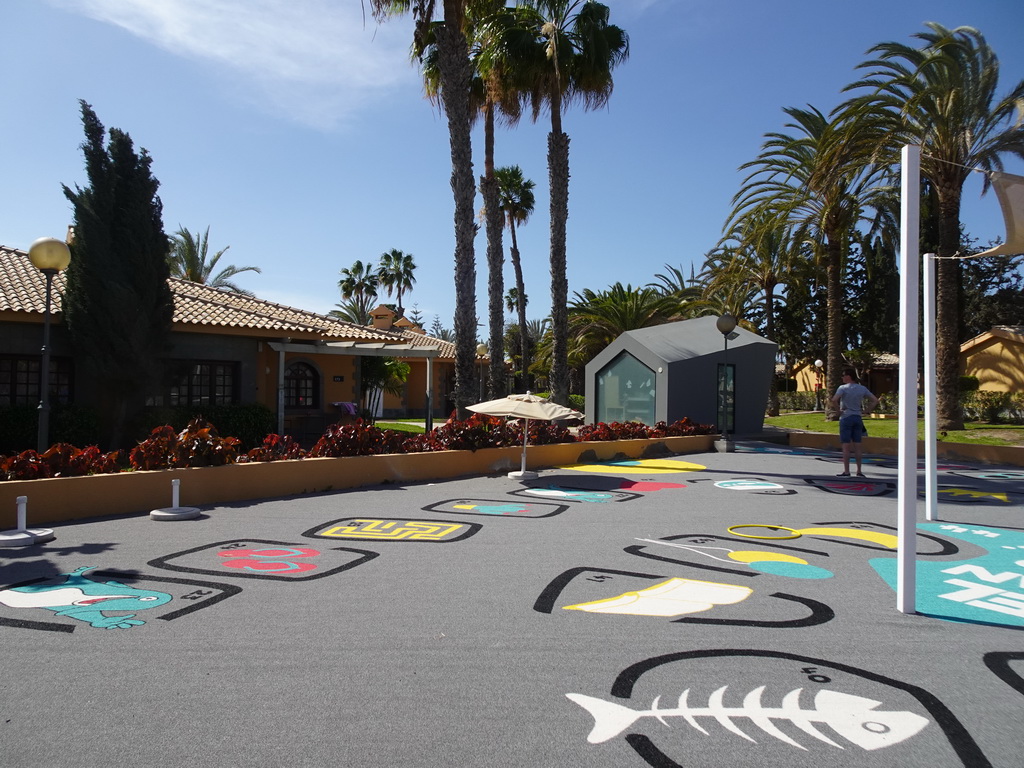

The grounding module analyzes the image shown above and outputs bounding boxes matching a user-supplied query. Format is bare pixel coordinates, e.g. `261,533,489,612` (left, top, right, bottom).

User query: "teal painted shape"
0,566,172,630
747,561,834,579
871,523,1024,628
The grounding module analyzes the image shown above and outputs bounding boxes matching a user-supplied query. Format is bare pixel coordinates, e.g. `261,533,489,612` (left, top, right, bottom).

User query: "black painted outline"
670,592,833,628
922,485,1018,505
811,520,959,556
804,477,897,497
982,652,1024,697
422,498,568,519
534,569,834,628
148,540,379,581
604,649,990,768
302,516,482,543
508,486,641,503
0,570,241,631
534,568,662,613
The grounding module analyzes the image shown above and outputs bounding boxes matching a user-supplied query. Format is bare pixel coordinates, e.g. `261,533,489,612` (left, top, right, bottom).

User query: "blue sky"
3,0,1023,333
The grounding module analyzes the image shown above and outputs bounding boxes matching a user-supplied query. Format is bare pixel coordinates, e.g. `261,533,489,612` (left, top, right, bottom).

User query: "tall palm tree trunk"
548,128,571,405
436,21,478,418
825,236,843,419
508,221,530,390
936,188,964,430
481,104,506,399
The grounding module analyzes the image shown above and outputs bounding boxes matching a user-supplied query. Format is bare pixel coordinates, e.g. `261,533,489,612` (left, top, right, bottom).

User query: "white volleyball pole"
923,253,939,521
897,144,920,614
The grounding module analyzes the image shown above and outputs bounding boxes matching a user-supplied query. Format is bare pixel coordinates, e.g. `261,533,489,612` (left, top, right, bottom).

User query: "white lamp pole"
27,237,71,454
716,314,738,441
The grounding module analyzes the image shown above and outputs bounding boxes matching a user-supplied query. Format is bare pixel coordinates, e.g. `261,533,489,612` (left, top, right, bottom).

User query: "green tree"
61,100,175,448
732,105,894,417
843,23,1024,429
360,356,411,424
495,165,536,390
372,0,478,417
703,212,800,415
168,226,261,295
567,283,676,373
517,0,629,404
376,248,417,318
338,260,380,325
423,2,532,398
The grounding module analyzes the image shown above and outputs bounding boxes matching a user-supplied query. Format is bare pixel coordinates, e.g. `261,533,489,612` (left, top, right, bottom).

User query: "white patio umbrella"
466,391,583,479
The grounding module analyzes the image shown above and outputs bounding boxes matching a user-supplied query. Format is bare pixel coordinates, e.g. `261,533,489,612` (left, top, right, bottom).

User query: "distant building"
585,316,777,435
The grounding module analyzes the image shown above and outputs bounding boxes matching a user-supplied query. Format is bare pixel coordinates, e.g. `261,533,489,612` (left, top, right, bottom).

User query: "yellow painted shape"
727,524,801,540
453,504,477,510
727,551,808,565
557,459,706,475
797,527,899,549
939,487,1010,503
563,577,751,617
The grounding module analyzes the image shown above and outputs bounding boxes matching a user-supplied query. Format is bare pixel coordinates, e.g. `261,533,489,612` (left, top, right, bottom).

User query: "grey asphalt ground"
2,441,1023,768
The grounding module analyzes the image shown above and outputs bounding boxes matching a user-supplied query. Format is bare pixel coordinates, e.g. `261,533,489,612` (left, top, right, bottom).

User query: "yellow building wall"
962,338,1024,392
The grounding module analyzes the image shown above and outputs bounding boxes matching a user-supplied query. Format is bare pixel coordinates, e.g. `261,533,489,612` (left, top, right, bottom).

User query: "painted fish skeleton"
567,685,929,751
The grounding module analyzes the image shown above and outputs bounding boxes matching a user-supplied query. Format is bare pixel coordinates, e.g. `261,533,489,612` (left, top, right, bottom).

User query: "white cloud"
48,0,419,129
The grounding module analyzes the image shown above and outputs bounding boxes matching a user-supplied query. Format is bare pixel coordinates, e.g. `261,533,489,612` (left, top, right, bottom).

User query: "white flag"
973,172,1024,258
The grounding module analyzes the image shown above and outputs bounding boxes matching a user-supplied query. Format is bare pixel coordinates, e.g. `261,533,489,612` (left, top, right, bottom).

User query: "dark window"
285,362,318,408
0,356,73,407
169,361,238,406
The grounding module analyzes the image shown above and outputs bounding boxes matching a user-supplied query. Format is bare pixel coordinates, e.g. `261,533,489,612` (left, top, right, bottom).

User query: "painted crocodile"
0,566,172,629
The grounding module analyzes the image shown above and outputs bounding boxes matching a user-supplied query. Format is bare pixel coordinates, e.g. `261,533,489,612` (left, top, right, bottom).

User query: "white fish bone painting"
567,685,929,750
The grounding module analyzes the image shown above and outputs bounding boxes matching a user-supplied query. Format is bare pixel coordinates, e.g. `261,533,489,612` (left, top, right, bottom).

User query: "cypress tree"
62,100,175,448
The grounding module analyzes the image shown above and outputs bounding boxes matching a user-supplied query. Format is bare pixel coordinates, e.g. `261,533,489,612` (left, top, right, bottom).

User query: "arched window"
284,362,319,408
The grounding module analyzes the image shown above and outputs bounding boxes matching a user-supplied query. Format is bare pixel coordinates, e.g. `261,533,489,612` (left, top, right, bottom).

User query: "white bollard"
150,477,200,521
0,495,55,546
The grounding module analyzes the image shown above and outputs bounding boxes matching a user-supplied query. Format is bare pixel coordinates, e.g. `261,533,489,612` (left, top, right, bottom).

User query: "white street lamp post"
716,314,738,443
27,237,71,454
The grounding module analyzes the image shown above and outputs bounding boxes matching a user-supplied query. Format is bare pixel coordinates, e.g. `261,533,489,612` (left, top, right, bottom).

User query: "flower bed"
1,415,714,481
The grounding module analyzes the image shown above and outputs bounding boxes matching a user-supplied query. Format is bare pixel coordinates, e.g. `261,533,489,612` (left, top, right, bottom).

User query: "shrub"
241,434,305,463
0,444,121,481
421,414,511,452
777,391,819,412
128,418,241,470
307,419,408,458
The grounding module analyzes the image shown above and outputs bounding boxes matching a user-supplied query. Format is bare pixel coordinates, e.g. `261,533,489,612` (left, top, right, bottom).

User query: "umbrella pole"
521,418,529,474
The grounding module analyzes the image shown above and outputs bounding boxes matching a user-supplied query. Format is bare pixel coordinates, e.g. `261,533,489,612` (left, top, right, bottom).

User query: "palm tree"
495,164,536,389
377,249,417,318
702,212,800,415
517,0,628,405
842,23,1024,430
168,226,261,294
338,260,380,325
421,3,528,399
567,283,677,371
504,287,527,314
731,106,895,416
370,0,477,416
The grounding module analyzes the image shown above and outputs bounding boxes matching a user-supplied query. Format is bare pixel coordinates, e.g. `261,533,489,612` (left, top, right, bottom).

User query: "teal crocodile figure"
0,566,171,629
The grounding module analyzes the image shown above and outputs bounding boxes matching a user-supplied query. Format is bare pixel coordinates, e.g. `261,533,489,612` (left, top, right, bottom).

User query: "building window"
285,362,319,408
0,356,73,407
595,352,656,425
169,361,238,406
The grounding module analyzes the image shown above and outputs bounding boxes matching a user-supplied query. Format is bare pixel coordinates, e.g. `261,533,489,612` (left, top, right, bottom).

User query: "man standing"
831,367,880,477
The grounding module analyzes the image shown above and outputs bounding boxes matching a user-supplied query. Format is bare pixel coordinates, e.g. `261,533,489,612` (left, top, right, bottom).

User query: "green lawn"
765,412,1024,447
374,420,426,434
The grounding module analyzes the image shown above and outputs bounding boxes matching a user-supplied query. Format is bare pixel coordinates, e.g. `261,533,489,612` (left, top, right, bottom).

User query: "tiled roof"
0,244,395,343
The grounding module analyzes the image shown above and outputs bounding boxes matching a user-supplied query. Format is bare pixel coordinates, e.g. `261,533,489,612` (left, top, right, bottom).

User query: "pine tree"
62,100,175,448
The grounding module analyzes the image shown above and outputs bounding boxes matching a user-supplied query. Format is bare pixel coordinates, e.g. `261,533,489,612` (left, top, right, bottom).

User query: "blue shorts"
839,414,865,443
